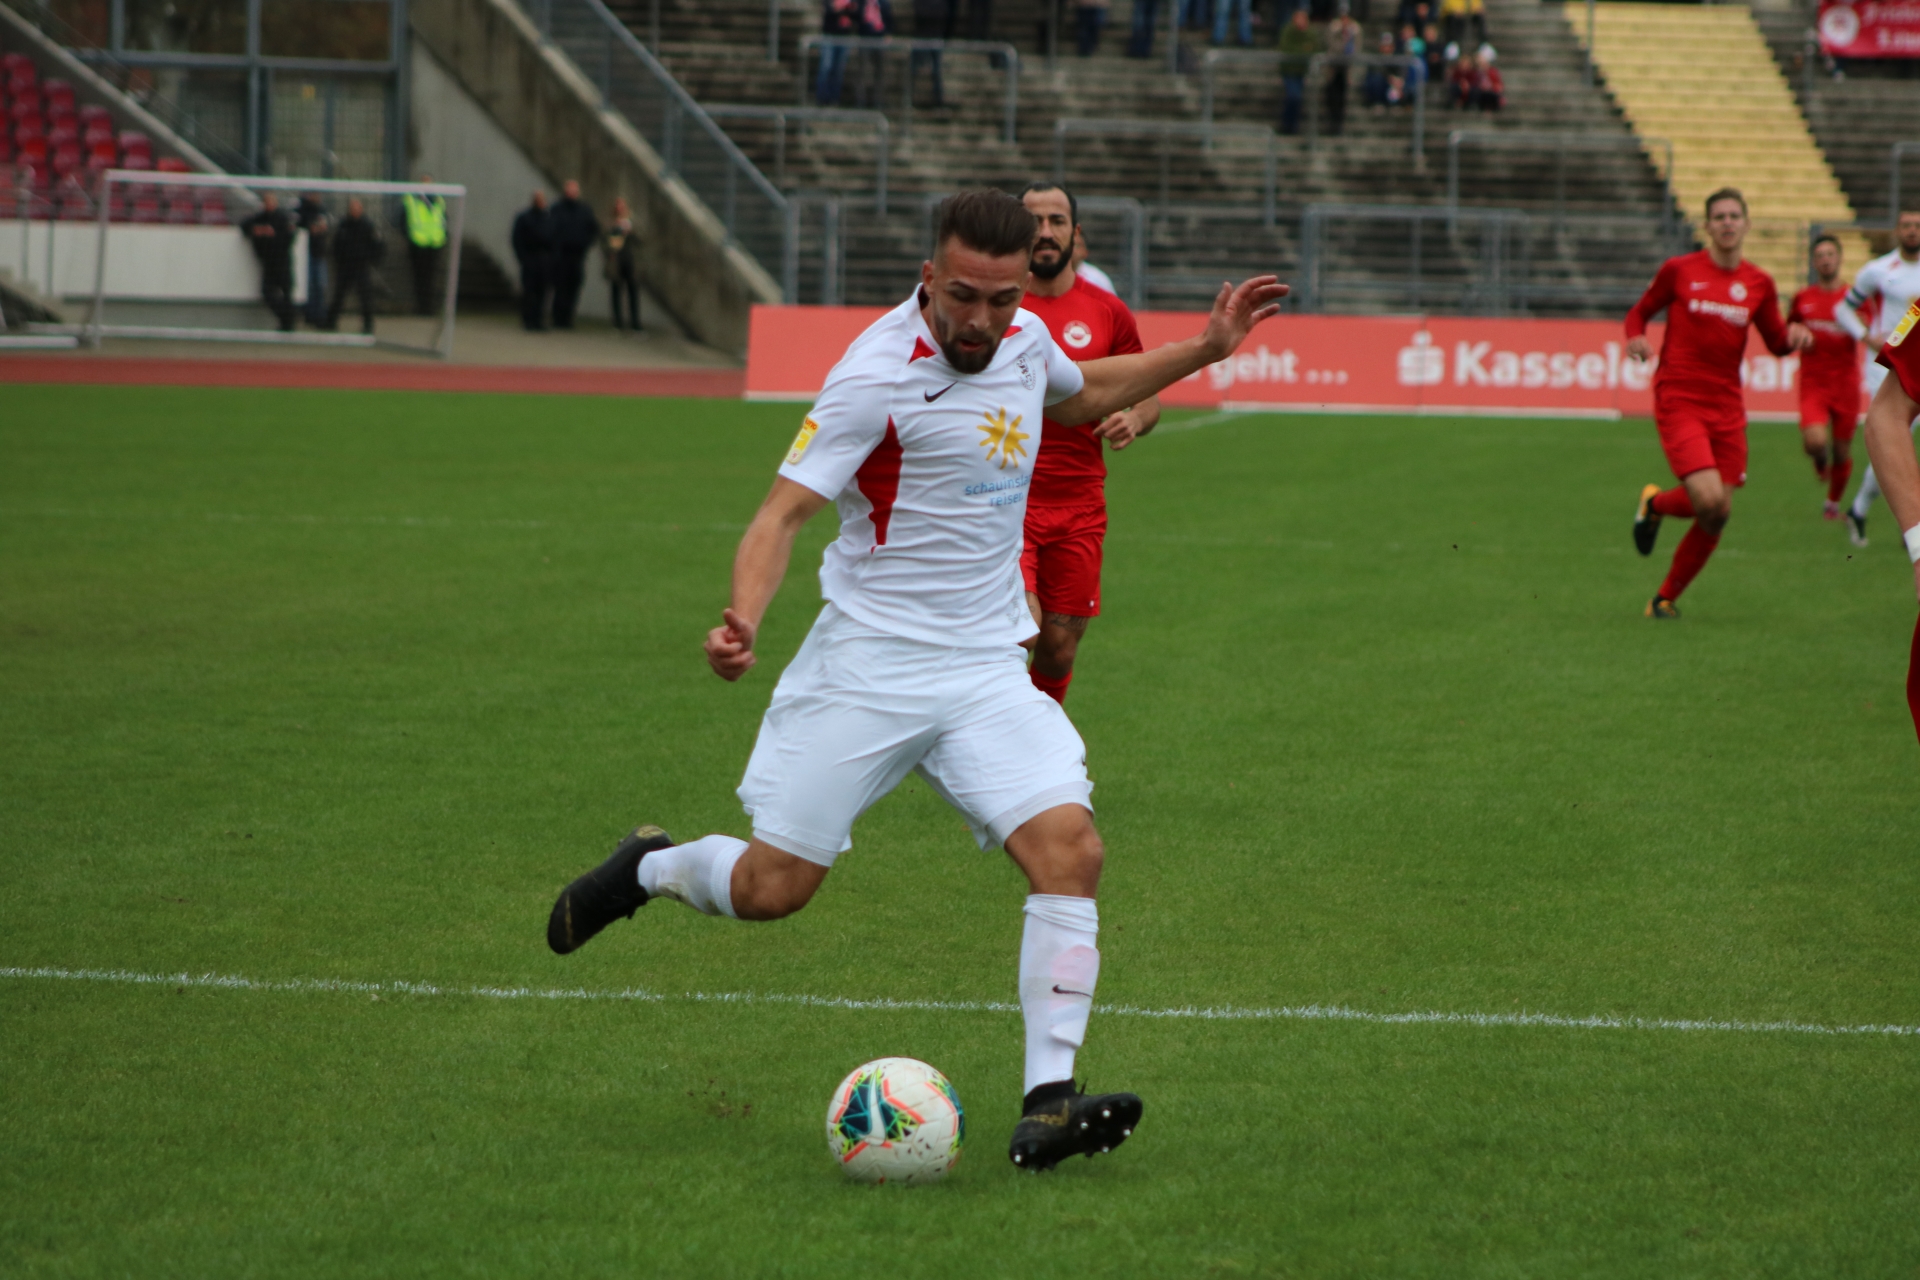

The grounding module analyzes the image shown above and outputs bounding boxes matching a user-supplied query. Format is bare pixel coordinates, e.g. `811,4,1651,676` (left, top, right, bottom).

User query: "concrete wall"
0,221,305,303
407,0,779,355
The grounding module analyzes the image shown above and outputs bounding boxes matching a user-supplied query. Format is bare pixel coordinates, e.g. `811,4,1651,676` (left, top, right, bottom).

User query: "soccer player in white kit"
1836,208,1920,546
547,190,1287,1172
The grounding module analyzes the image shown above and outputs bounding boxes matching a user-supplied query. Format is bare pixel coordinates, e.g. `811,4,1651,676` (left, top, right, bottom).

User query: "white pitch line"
3,966,1916,1040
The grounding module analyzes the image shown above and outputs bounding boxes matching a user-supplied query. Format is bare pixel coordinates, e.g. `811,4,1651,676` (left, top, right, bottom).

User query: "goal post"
77,171,467,359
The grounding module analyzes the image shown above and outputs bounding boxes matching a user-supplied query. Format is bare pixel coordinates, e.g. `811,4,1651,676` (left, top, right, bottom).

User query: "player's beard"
1029,237,1070,281
938,324,999,374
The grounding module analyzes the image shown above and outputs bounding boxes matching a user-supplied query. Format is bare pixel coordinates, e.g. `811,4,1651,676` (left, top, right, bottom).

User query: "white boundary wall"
0,222,305,304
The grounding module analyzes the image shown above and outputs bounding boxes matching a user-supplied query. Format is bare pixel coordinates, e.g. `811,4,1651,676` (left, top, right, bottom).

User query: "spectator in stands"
1322,6,1358,135
295,192,331,329
512,190,554,332
603,196,642,333
1126,0,1160,58
239,192,297,332
1439,0,1483,51
817,0,858,103
1074,0,1109,55
329,197,384,335
1422,21,1445,87
1277,7,1316,134
1466,44,1502,110
402,177,448,316
1213,0,1251,47
910,0,948,105
1178,0,1210,32
853,0,893,109
549,179,600,330
1447,43,1474,107
1399,23,1427,94
1362,31,1405,109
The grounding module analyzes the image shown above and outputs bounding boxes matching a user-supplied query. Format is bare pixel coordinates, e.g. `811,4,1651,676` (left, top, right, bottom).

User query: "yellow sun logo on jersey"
976,408,1029,469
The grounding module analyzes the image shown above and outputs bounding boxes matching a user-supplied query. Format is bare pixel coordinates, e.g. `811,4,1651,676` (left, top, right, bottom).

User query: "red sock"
1809,448,1829,480
1650,486,1695,519
1030,668,1073,704
1658,524,1720,601
1828,458,1853,503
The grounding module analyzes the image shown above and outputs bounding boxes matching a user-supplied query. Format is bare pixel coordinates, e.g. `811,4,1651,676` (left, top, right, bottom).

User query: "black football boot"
1007,1080,1144,1172
546,825,674,955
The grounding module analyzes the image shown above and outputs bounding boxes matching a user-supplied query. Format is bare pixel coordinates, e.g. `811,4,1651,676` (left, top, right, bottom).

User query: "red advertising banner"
1817,0,1920,58
746,304,1839,421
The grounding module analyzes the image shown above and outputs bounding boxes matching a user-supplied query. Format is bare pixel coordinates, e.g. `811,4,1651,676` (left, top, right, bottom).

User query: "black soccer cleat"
1007,1081,1144,1173
546,824,674,955
1633,483,1663,557
1645,594,1680,620
1846,509,1869,548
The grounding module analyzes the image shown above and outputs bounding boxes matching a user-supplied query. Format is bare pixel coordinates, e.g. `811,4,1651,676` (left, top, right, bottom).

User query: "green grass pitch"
2,384,1917,1277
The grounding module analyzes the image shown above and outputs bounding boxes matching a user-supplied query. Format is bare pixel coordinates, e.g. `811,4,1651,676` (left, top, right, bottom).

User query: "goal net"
42,171,467,358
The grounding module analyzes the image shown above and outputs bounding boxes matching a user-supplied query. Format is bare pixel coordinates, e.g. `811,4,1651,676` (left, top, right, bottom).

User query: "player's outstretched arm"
705,477,830,681
1050,277,1288,427
1862,375,1920,603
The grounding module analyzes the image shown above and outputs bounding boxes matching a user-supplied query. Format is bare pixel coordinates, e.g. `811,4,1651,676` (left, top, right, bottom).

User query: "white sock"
637,835,746,918
1019,894,1100,1096
1854,465,1882,519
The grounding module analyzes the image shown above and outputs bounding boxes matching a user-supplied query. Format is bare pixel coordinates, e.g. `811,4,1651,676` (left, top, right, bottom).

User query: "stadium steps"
1572,0,1864,288
1751,4,1920,229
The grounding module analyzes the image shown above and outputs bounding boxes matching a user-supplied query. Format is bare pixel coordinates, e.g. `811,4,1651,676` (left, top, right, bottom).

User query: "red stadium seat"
130,188,161,222
55,174,93,220
196,189,230,224
42,79,74,115
83,119,113,147
117,130,150,156
156,156,190,172
119,150,151,171
15,132,45,163
47,117,77,146
51,140,79,177
0,135,11,164
78,103,111,130
11,96,41,122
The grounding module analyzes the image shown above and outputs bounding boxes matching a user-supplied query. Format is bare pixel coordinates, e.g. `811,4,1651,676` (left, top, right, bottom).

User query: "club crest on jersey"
976,407,1029,469
1014,353,1037,390
1729,282,1748,303
1062,320,1093,349
786,417,820,464
1891,299,1920,348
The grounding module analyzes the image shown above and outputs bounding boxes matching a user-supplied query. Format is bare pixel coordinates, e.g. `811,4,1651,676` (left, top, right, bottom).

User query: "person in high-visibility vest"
402,177,449,316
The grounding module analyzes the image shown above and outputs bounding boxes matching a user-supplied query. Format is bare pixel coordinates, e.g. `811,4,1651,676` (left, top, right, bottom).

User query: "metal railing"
1891,141,1920,222
704,105,889,213
1298,203,1526,314
1052,119,1277,227
797,36,1020,142
907,191,1147,309
1446,130,1675,240
1200,49,1427,159
518,0,794,295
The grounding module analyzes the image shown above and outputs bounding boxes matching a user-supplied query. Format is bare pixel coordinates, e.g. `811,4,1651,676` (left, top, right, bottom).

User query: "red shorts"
1799,377,1861,440
1655,393,1748,487
1021,502,1106,617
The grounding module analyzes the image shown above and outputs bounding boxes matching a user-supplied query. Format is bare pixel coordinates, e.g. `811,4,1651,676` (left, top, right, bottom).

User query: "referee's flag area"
3,385,1915,1277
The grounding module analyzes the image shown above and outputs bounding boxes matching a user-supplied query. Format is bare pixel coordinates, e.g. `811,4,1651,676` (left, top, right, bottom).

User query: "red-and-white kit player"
1628,188,1812,617
1015,182,1160,704
1859,295,1920,742
1788,233,1863,519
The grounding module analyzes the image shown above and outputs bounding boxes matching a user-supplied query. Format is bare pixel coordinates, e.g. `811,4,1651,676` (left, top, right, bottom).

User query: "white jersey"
779,291,1086,649
1839,250,1920,343
1077,262,1117,296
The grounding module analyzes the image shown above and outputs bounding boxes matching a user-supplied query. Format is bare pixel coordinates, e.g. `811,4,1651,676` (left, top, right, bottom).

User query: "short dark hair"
1019,181,1077,227
1705,187,1747,218
935,189,1038,260
1812,233,1842,252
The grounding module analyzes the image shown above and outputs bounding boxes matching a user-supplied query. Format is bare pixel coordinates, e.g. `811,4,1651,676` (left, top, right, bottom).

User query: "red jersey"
1019,274,1144,508
1877,296,1920,401
1624,251,1793,402
1788,282,1859,389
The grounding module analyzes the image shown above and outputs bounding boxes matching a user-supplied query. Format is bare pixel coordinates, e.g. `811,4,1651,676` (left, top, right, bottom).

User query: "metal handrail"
798,36,1020,142
1076,195,1147,311
1298,201,1531,315
1891,141,1920,222
519,0,794,295
1198,50,1426,160
1052,118,1277,227
704,105,889,213
1446,130,1675,239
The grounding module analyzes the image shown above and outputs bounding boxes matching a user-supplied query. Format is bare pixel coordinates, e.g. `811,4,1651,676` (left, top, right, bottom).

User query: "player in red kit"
1858,296,1920,741
1627,188,1812,618
1789,234,1862,519
1016,182,1160,703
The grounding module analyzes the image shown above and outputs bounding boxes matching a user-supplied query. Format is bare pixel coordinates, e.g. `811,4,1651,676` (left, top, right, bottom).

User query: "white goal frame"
81,171,468,359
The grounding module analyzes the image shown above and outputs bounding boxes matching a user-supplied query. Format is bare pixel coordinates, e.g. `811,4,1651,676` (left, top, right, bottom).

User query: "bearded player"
1789,234,1862,520
1016,182,1160,705
1628,188,1812,618
1836,207,1920,546
1858,295,1920,741
544,190,1288,1171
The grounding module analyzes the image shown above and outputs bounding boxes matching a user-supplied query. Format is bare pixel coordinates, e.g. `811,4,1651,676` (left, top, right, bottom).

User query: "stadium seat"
196,188,229,224
86,139,115,168
15,136,45,166
47,117,77,147
120,150,151,171
0,135,10,164
42,79,74,115
51,140,79,178
78,103,110,130
54,173,91,219
83,119,113,147
117,130,150,158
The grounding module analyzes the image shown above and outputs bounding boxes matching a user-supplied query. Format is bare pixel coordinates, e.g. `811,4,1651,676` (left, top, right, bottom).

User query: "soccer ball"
825,1057,966,1184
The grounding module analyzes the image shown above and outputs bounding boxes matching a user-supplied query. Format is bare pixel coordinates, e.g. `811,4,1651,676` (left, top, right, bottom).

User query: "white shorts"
737,604,1093,867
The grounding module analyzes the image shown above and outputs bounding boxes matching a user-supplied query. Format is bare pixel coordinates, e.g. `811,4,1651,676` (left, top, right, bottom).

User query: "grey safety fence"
907,190,1147,310
704,105,890,214
1446,130,1676,241
517,0,794,295
1052,119,1277,227
797,36,1019,142
1890,142,1920,222
1199,49,1427,160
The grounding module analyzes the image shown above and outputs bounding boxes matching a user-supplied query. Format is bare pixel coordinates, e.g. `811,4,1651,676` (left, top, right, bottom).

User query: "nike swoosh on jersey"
924,383,957,402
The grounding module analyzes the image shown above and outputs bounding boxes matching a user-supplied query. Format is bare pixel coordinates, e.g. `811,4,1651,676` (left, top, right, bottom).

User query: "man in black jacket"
329,197,385,334
512,190,554,332
240,192,297,331
548,180,600,330
295,193,332,328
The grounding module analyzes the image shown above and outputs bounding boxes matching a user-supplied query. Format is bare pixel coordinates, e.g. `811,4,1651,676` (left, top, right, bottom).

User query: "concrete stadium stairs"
621,0,1678,312
1574,0,1863,289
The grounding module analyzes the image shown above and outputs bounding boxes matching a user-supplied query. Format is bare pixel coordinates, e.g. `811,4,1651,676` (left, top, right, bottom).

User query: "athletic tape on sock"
1905,523,1920,564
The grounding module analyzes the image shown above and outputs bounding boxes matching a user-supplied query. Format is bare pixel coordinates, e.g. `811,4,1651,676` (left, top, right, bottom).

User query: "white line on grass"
4,966,1916,1039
